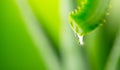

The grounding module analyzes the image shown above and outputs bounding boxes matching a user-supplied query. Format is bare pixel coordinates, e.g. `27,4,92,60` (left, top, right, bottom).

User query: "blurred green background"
0,0,120,70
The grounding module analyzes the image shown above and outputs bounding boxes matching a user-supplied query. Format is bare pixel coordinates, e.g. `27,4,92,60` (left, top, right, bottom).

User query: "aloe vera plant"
0,0,120,70
69,0,111,44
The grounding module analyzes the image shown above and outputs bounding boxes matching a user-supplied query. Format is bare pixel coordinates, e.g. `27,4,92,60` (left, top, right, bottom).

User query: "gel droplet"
77,34,84,45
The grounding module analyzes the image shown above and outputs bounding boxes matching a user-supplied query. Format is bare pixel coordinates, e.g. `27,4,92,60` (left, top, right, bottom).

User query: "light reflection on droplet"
77,34,84,45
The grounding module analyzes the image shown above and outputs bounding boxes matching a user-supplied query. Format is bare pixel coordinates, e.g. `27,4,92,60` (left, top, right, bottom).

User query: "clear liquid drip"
77,34,84,45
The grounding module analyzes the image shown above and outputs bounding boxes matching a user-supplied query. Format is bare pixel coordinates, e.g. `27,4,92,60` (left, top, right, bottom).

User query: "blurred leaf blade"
0,0,47,70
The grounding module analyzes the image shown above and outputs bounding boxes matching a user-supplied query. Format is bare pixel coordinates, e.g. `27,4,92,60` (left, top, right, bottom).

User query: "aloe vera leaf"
69,0,111,36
